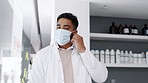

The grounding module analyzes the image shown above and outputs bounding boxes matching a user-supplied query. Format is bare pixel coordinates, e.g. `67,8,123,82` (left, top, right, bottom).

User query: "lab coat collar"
55,42,75,50
54,42,77,55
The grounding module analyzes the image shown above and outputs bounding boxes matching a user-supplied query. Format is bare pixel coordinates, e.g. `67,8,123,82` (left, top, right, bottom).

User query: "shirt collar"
56,43,74,50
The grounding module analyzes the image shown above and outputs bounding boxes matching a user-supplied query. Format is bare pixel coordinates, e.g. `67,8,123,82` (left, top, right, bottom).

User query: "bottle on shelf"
115,49,121,64
91,49,96,58
109,22,118,34
142,24,148,36
123,24,130,35
105,49,110,63
129,51,133,64
120,51,125,63
146,51,148,64
110,49,115,64
131,25,138,35
133,53,138,64
100,50,105,63
138,54,143,64
141,52,146,64
95,50,100,61
124,51,129,63
117,24,123,34
91,50,95,55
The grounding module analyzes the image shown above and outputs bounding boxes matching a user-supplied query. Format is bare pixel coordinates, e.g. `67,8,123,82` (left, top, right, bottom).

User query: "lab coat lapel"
53,44,65,83
71,47,81,83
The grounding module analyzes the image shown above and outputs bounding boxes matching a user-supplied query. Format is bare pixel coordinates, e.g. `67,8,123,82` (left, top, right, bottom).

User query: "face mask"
54,29,72,45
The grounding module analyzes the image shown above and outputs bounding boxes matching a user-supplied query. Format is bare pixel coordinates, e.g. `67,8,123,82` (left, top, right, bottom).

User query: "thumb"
71,39,75,43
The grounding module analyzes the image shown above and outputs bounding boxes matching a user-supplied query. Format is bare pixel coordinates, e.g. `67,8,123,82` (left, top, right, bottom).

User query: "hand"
71,31,86,53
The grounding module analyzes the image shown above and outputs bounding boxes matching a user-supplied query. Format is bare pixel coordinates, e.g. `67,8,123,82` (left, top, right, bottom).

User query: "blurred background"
0,0,148,83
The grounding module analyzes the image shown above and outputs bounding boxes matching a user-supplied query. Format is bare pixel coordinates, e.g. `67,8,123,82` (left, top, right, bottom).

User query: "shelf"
105,63,148,68
90,33,148,42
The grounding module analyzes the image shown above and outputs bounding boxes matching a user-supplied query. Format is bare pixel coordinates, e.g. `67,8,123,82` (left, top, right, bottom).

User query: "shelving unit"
90,33,148,68
90,16,148,82
90,33,148,42
105,63,148,68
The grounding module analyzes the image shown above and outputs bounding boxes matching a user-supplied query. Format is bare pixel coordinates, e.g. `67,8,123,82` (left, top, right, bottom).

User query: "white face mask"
54,29,72,45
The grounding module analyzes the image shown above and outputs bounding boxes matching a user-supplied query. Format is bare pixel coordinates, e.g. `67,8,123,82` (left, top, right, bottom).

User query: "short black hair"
57,13,79,30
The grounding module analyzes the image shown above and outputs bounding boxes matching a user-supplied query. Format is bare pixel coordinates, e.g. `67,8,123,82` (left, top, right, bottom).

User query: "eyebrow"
57,24,60,26
57,24,71,28
63,25,71,28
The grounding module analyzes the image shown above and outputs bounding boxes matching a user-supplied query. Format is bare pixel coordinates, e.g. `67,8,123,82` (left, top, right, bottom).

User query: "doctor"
29,13,108,83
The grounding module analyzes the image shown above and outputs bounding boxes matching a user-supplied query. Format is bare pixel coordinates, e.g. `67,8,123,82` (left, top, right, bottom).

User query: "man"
29,13,108,83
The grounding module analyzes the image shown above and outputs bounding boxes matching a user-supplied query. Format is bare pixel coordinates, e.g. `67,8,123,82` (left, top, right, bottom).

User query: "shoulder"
34,45,52,60
37,45,51,54
37,42,57,55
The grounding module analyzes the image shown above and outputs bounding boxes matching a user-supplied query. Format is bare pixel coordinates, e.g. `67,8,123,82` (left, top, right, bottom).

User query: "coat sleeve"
28,51,45,83
80,49,108,83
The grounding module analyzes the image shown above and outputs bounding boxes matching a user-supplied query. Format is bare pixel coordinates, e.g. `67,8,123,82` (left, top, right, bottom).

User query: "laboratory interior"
0,0,148,83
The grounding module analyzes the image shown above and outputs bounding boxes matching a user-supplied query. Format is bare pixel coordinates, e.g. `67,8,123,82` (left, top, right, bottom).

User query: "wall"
37,0,53,48
9,0,23,57
90,16,148,83
0,0,13,48
0,0,13,80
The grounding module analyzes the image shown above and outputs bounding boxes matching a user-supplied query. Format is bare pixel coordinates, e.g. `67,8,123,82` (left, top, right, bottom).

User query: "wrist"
79,47,86,53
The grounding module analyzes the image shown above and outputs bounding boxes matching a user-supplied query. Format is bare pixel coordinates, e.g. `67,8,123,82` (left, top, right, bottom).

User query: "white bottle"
110,49,115,64
136,54,139,64
91,49,97,59
105,49,110,64
120,51,125,64
95,50,100,61
100,50,105,63
129,51,133,64
133,53,138,64
124,51,129,64
141,52,146,64
138,53,143,64
116,49,121,64
136,53,139,64
146,51,148,64
91,50,95,55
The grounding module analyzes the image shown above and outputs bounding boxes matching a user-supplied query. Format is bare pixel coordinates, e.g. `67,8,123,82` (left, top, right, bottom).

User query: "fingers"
70,30,77,40
71,34,77,42
72,34,80,40
71,37,75,43
71,33,83,43
71,35,77,43
72,30,78,34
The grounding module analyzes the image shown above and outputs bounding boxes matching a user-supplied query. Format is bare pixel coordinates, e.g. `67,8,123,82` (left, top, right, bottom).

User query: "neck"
59,42,73,49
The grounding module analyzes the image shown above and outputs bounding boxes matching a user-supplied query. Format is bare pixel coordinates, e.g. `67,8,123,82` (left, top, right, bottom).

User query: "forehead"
57,18,73,25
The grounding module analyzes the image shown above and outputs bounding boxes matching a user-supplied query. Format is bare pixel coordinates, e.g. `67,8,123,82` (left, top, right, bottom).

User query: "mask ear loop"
70,30,77,40
70,32,74,40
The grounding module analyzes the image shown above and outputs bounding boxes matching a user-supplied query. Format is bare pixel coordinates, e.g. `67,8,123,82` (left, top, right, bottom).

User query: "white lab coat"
28,43,108,83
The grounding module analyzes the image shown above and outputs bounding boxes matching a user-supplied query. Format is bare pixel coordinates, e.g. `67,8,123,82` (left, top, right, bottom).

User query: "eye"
63,26,70,30
64,28,69,30
57,24,61,29
57,26,61,29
